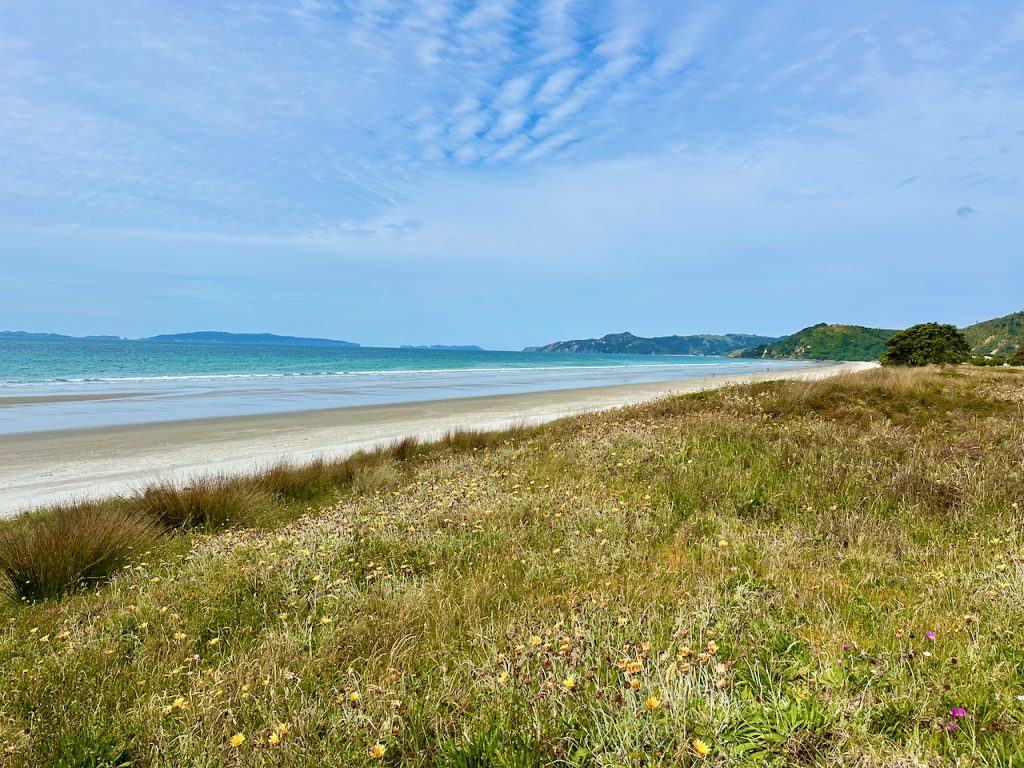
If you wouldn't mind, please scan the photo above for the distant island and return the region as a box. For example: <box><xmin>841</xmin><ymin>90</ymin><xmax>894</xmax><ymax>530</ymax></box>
<box><xmin>400</xmin><ymin>345</ymin><xmax>484</xmax><ymax>351</ymax></box>
<box><xmin>0</xmin><ymin>331</ymin><xmax>124</xmax><ymax>341</ymax></box>
<box><xmin>146</xmin><ymin>332</ymin><xmax>359</xmax><ymax>347</ymax></box>
<box><xmin>1</xmin><ymin>330</ymin><xmax>359</xmax><ymax>348</ymax></box>
<box><xmin>524</xmin><ymin>332</ymin><xmax>779</xmax><ymax>356</ymax></box>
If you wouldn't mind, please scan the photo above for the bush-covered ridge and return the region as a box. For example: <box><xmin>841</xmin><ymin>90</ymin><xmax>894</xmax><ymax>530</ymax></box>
<box><xmin>962</xmin><ymin>310</ymin><xmax>1024</xmax><ymax>357</ymax></box>
<box><xmin>734</xmin><ymin>310</ymin><xmax>1023</xmax><ymax>362</ymax></box>
<box><xmin>0</xmin><ymin>367</ymin><xmax>1022</xmax><ymax>766</ymax></box>
<box><xmin>733</xmin><ymin>323</ymin><xmax>897</xmax><ymax>361</ymax></box>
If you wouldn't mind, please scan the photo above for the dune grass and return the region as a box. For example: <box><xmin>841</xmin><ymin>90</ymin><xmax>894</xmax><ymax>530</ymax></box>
<box><xmin>0</xmin><ymin>366</ymin><xmax>1021</xmax><ymax>766</ymax></box>
<box><xmin>0</xmin><ymin>431</ymin><xmax>537</xmax><ymax>602</ymax></box>
<box><xmin>0</xmin><ymin>503</ymin><xmax>161</xmax><ymax>602</ymax></box>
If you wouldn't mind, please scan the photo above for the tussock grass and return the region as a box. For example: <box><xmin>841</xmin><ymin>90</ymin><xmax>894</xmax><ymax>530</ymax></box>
<box><xmin>133</xmin><ymin>478</ymin><xmax>277</xmax><ymax>532</ymax></box>
<box><xmin>0</xmin><ymin>503</ymin><xmax>160</xmax><ymax>601</ymax></box>
<box><xmin>0</xmin><ymin>366</ymin><xmax>1022</xmax><ymax>766</ymax></box>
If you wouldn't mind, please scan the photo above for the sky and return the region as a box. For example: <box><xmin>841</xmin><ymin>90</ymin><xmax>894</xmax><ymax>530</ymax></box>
<box><xmin>0</xmin><ymin>1</ymin><xmax>1022</xmax><ymax>350</ymax></box>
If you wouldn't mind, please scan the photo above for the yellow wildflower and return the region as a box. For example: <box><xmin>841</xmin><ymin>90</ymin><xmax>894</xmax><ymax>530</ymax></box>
<box><xmin>369</xmin><ymin>744</ymin><xmax>386</xmax><ymax>759</ymax></box>
<box><xmin>693</xmin><ymin>739</ymin><xmax>711</xmax><ymax>757</ymax></box>
<box><xmin>229</xmin><ymin>733</ymin><xmax>245</xmax><ymax>748</ymax></box>
<box><xmin>645</xmin><ymin>696</ymin><xmax>660</xmax><ymax>711</ymax></box>
<box><xmin>563</xmin><ymin>675</ymin><xmax>576</xmax><ymax>691</ymax></box>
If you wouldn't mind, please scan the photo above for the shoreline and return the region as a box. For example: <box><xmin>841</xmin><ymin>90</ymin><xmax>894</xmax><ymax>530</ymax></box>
<box><xmin>0</xmin><ymin>361</ymin><xmax>876</xmax><ymax>517</ymax></box>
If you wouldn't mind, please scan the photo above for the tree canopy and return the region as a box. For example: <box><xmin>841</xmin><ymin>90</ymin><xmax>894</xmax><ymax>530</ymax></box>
<box><xmin>880</xmin><ymin>323</ymin><xmax>971</xmax><ymax>366</ymax></box>
<box><xmin>1009</xmin><ymin>346</ymin><xmax>1024</xmax><ymax>366</ymax></box>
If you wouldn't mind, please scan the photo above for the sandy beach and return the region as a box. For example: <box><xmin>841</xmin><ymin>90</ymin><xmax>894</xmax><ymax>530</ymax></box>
<box><xmin>0</xmin><ymin>361</ymin><xmax>875</xmax><ymax>516</ymax></box>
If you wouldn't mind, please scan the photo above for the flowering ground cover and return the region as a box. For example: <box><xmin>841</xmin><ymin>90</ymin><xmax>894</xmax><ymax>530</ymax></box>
<box><xmin>0</xmin><ymin>366</ymin><xmax>1021</xmax><ymax>766</ymax></box>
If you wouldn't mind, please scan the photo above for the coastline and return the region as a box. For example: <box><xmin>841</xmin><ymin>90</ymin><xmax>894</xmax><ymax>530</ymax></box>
<box><xmin>0</xmin><ymin>361</ymin><xmax>876</xmax><ymax>517</ymax></box>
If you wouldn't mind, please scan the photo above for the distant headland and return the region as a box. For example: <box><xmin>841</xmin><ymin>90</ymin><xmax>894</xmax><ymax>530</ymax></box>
<box><xmin>524</xmin><ymin>310</ymin><xmax>1023</xmax><ymax>362</ymax></box>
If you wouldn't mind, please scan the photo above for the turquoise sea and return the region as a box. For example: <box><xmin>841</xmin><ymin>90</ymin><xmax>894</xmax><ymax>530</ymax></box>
<box><xmin>0</xmin><ymin>338</ymin><xmax>810</xmax><ymax>434</ymax></box>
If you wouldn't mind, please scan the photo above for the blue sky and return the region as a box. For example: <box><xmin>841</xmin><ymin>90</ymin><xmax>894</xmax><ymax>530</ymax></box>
<box><xmin>1</xmin><ymin>1</ymin><xmax>1022</xmax><ymax>349</ymax></box>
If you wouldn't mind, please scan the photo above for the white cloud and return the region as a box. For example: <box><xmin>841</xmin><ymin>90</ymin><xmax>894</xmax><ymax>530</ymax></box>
<box><xmin>491</xmin><ymin>108</ymin><xmax>529</xmax><ymax>138</ymax></box>
<box><xmin>533</xmin><ymin>67</ymin><xmax>580</xmax><ymax>105</ymax></box>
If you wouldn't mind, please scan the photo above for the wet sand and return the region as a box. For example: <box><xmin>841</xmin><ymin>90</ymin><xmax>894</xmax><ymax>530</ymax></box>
<box><xmin>0</xmin><ymin>361</ymin><xmax>876</xmax><ymax>516</ymax></box>
<box><xmin>0</xmin><ymin>392</ymin><xmax>154</xmax><ymax>406</ymax></box>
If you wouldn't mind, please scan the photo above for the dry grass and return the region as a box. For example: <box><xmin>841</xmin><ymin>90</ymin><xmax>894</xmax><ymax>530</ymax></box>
<box><xmin>0</xmin><ymin>504</ymin><xmax>160</xmax><ymax>601</ymax></box>
<box><xmin>133</xmin><ymin>478</ymin><xmax>277</xmax><ymax>531</ymax></box>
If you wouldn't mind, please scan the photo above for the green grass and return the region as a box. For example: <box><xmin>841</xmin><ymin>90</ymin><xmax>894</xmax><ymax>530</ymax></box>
<box><xmin>0</xmin><ymin>367</ymin><xmax>1022</xmax><ymax>766</ymax></box>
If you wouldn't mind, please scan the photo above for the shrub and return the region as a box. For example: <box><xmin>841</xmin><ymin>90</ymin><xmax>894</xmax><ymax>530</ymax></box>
<box><xmin>970</xmin><ymin>355</ymin><xmax>1007</xmax><ymax>367</ymax></box>
<box><xmin>881</xmin><ymin>323</ymin><xmax>971</xmax><ymax>366</ymax></box>
<box><xmin>0</xmin><ymin>504</ymin><xmax>160</xmax><ymax>601</ymax></box>
<box><xmin>1010</xmin><ymin>346</ymin><xmax>1024</xmax><ymax>366</ymax></box>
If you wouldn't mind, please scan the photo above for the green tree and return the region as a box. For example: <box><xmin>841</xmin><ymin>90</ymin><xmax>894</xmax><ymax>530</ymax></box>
<box><xmin>1009</xmin><ymin>346</ymin><xmax>1024</xmax><ymax>366</ymax></box>
<box><xmin>880</xmin><ymin>323</ymin><xmax>971</xmax><ymax>366</ymax></box>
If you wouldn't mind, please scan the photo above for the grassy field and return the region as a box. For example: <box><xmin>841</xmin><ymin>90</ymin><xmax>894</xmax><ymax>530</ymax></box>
<box><xmin>0</xmin><ymin>366</ymin><xmax>1022</xmax><ymax>766</ymax></box>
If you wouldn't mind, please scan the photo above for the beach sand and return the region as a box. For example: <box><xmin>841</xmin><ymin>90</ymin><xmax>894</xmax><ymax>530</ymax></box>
<box><xmin>0</xmin><ymin>361</ymin><xmax>876</xmax><ymax>516</ymax></box>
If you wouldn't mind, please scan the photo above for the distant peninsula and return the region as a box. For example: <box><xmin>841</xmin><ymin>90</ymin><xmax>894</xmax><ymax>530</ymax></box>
<box><xmin>524</xmin><ymin>331</ymin><xmax>779</xmax><ymax>356</ymax></box>
<box><xmin>400</xmin><ymin>345</ymin><xmax>484</xmax><ymax>351</ymax></box>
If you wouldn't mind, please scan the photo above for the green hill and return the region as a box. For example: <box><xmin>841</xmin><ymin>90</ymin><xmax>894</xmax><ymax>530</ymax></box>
<box><xmin>732</xmin><ymin>324</ymin><xmax>897</xmax><ymax>361</ymax></box>
<box><xmin>961</xmin><ymin>310</ymin><xmax>1024</xmax><ymax>356</ymax></box>
<box><xmin>524</xmin><ymin>331</ymin><xmax>778</xmax><ymax>356</ymax></box>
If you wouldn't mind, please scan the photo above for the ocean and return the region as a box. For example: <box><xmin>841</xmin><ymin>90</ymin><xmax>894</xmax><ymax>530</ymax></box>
<box><xmin>0</xmin><ymin>338</ymin><xmax>810</xmax><ymax>434</ymax></box>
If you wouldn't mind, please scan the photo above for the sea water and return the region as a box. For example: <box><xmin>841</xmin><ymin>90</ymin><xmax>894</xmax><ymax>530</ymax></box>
<box><xmin>0</xmin><ymin>338</ymin><xmax>811</xmax><ymax>434</ymax></box>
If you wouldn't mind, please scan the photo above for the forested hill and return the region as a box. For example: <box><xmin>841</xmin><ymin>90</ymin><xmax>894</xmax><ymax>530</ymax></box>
<box><xmin>731</xmin><ymin>324</ymin><xmax>897</xmax><ymax>361</ymax></box>
<box><xmin>961</xmin><ymin>311</ymin><xmax>1024</xmax><ymax>356</ymax></box>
